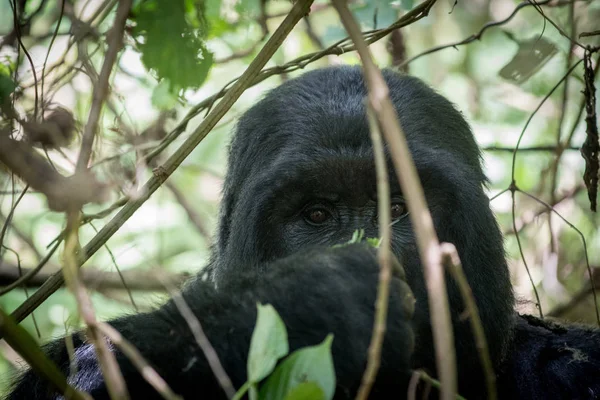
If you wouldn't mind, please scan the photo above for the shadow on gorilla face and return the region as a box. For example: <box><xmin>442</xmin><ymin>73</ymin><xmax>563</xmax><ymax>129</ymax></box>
<box><xmin>211</xmin><ymin>65</ymin><xmax>514</xmax><ymax>388</ymax></box>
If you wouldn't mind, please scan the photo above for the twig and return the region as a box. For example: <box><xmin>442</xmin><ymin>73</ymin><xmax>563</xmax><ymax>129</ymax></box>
<box><xmin>331</xmin><ymin>1</ymin><xmax>457</xmax><ymax>399</ymax></box>
<box><xmin>518</xmin><ymin>189</ymin><xmax>600</xmax><ymax>326</ymax></box>
<box><xmin>484</xmin><ymin>145</ymin><xmax>580</xmax><ymax>152</ymax></box>
<box><xmin>0</xmin><ymin>307</ymin><xmax>90</xmax><ymax>400</ymax></box>
<box><xmin>440</xmin><ymin>243</ymin><xmax>496</xmax><ymax>400</ymax></box>
<box><xmin>97</xmin><ymin>322</ymin><xmax>183</xmax><ymax>400</ymax></box>
<box><xmin>62</xmin><ymin>214</ymin><xmax>130</xmax><ymax>399</ymax></box>
<box><xmin>400</xmin><ymin>0</ymin><xmax>555</xmax><ymax>69</ymax></box>
<box><xmin>0</xmin><ymin>241</ymin><xmax>61</xmax><ymax>296</ymax></box>
<box><xmin>408</xmin><ymin>370</ymin><xmax>467</xmax><ymax>400</ymax></box>
<box><xmin>355</xmin><ymin>104</ymin><xmax>393</xmax><ymax>400</ymax></box>
<box><xmin>548</xmin><ymin>268</ymin><xmax>600</xmax><ymax>318</ymax></box>
<box><xmin>60</xmin><ymin>1</ymin><xmax>134</xmax><ymax>399</ymax></box>
<box><xmin>75</xmin><ymin>0</ymin><xmax>131</xmax><ymax>171</ymax></box>
<box><xmin>0</xmin><ymin>262</ymin><xmax>190</xmax><ymax>291</ymax></box>
<box><xmin>40</xmin><ymin>0</ymin><xmax>66</xmax><ymax>113</ymax></box>
<box><xmin>169</xmin><ymin>289</ymin><xmax>236</xmax><ymax>399</ymax></box>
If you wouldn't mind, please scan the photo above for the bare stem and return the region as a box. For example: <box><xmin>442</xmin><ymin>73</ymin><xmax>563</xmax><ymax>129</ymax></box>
<box><xmin>355</xmin><ymin>104</ymin><xmax>393</xmax><ymax>400</ymax></box>
<box><xmin>331</xmin><ymin>1</ymin><xmax>457</xmax><ymax>399</ymax></box>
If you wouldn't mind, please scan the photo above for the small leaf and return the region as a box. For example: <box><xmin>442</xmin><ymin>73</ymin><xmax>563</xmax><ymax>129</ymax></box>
<box><xmin>283</xmin><ymin>382</ymin><xmax>326</xmax><ymax>400</ymax></box>
<box><xmin>366</xmin><ymin>237</ymin><xmax>381</xmax><ymax>248</ymax></box>
<box><xmin>0</xmin><ymin>65</ymin><xmax>15</xmax><ymax>107</ymax></box>
<box><xmin>247</xmin><ymin>303</ymin><xmax>289</xmax><ymax>383</ymax></box>
<box><xmin>259</xmin><ymin>335</ymin><xmax>336</xmax><ymax>400</ymax></box>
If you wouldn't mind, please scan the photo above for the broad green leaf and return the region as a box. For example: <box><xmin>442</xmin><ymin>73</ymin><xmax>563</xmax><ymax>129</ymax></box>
<box><xmin>247</xmin><ymin>303</ymin><xmax>289</xmax><ymax>383</ymax></box>
<box><xmin>131</xmin><ymin>0</ymin><xmax>214</xmax><ymax>92</ymax></box>
<box><xmin>283</xmin><ymin>382</ymin><xmax>326</xmax><ymax>400</ymax></box>
<box><xmin>259</xmin><ymin>334</ymin><xmax>336</xmax><ymax>400</ymax></box>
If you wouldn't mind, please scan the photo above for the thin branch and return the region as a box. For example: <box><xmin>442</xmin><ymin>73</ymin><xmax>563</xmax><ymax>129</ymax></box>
<box><xmin>518</xmin><ymin>189</ymin><xmax>600</xmax><ymax>326</ymax></box>
<box><xmin>511</xmin><ymin>185</ymin><xmax>543</xmax><ymax>318</ymax></box>
<box><xmin>400</xmin><ymin>0</ymin><xmax>555</xmax><ymax>69</ymax></box>
<box><xmin>59</xmin><ymin>1</ymin><xmax>134</xmax><ymax>398</ymax></box>
<box><xmin>0</xmin><ymin>307</ymin><xmax>90</xmax><ymax>400</ymax></box>
<box><xmin>75</xmin><ymin>0</ymin><xmax>130</xmax><ymax>171</ymax></box>
<box><xmin>484</xmin><ymin>145</ymin><xmax>580</xmax><ymax>152</ymax></box>
<box><xmin>97</xmin><ymin>322</ymin><xmax>183</xmax><ymax>400</ymax></box>
<box><xmin>0</xmin><ymin>262</ymin><xmax>191</xmax><ymax>291</ymax></box>
<box><xmin>169</xmin><ymin>289</ymin><xmax>236</xmax><ymax>399</ymax></box>
<box><xmin>62</xmin><ymin>213</ymin><xmax>130</xmax><ymax>400</ymax></box>
<box><xmin>355</xmin><ymin>104</ymin><xmax>393</xmax><ymax>400</ymax></box>
<box><xmin>331</xmin><ymin>1</ymin><xmax>457</xmax><ymax>400</ymax></box>
<box><xmin>440</xmin><ymin>243</ymin><xmax>496</xmax><ymax>400</ymax></box>
<box><xmin>408</xmin><ymin>370</ymin><xmax>466</xmax><ymax>400</ymax></box>
<box><xmin>0</xmin><ymin>241</ymin><xmax>61</xmax><ymax>296</ymax></box>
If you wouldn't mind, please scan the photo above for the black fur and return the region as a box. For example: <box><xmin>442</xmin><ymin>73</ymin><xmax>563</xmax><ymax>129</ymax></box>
<box><xmin>7</xmin><ymin>245</ymin><xmax>414</xmax><ymax>400</ymax></box>
<box><xmin>6</xmin><ymin>66</ymin><xmax>600</xmax><ymax>399</ymax></box>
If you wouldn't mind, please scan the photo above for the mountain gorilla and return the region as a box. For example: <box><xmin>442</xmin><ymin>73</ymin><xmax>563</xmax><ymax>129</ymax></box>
<box><xmin>7</xmin><ymin>66</ymin><xmax>600</xmax><ymax>400</ymax></box>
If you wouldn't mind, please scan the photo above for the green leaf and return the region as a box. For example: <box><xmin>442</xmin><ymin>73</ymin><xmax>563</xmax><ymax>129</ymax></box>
<box><xmin>131</xmin><ymin>0</ymin><xmax>214</xmax><ymax>92</ymax></box>
<box><xmin>0</xmin><ymin>72</ymin><xmax>15</xmax><ymax>107</ymax></box>
<box><xmin>259</xmin><ymin>335</ymin><xmax>336</xmax><ymax>400</ymax></box>
<box><xmin>283</xmin><ymin>382</ymin><xmax>326</xmax><ymax>400</ymax></box>
<box><xmin>350</xmin><ymin>229</ymin><xmax>365</xmax><ymax>243</ymax></box>
<box><xmin>151</xmin><ymin>80</ymin><xmax>180</xmax><ymax>110</ymax></box>
<box><xmin>247</xmin><ymin>303</ymin><xmax>289</xmax><ymax>383</ymax></box>
<box><xmin>366</xmin><ymin>237</ymin><xmax>381</xmax><ymax>248</ymax></box>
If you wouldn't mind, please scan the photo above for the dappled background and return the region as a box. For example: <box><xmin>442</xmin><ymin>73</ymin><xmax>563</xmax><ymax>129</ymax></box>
<box><xmin>0</xmin><ymin>0</ymin><xmax>599</xmax><ymax>394</ymax></box>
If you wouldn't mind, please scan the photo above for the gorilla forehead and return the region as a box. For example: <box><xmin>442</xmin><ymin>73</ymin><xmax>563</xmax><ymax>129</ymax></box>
<box><xmin>226</xmin><ymin>65</ymin><xmax>486</xmax><ymax>192</ymax></box>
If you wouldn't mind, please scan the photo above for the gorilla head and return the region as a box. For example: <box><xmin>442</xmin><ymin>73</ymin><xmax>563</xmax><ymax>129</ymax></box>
<box><xmin>210</xmin><ymin>65</ymin><xmax>515</xmax><ymax>392</ymax></box>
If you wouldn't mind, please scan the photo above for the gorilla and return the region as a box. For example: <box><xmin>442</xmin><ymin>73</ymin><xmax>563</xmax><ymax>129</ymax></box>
<box><xmin>6</xmin><ymin>65</ymin><xmax>600</xmax><ymax>400</ymax></box>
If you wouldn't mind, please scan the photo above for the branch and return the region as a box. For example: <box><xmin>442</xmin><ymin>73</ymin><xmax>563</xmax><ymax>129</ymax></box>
<box><xmin>97</xmin><ymin>322</ymin><xmax>183</xmax><ymax>400</ymax></box>
<box><xmin>0</xmin><ymin>262</ymin><xmax>191</xmax><ymax>291</ymax></box>
<box><xmin>355</xmin><ymin>104</ymin><xmax>394</xmax><ymax>400</ymax></box>
<box><xmin>441</xmin><ymin>243</ymin><xmax>496</xmax><ymax>400</ymax></box>
<box><xmin>75</xmin><ymin>0</ymin><xmax>130</xmax><ymax>171</ymax></box>
<box><xmin>331</xmin><ymin>1</ymin><xmax>457</xmax><ymax>400</ymax></box>
<box><xmin>59</xmin><ymin>1</ymin><xmax>134</xmax><ymax>398</ymax></box>
<box><xmin>0</xmin><ymin>307</ymin><xmax>90</xmax><ymax>400</ymax></box>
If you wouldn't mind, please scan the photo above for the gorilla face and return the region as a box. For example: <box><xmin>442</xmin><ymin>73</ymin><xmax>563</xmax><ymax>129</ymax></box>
<box><xmin>212</xmin><ymin>65</ymin><xmax>515</xmax><ymax>390</ymax></box>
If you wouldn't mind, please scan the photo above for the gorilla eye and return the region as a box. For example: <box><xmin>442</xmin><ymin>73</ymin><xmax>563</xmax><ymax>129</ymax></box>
<box><xmin>391</xmin><ymin>202</ymin><xmax>407</xmax><ymax>220</ymax></box>
<box><xmin>303</xmin><ymin>206</ymin><xmax>331</xmax><ymax>225</ymax></box>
